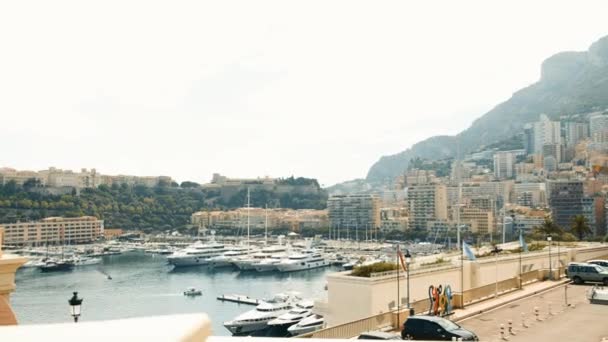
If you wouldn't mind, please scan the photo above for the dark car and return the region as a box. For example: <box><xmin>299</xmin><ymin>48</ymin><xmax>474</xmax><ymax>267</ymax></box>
<box><xmin>358</xmin><ymin>331</ymin><xmax>402</xmax><ymax>340</ymax></box>
<box><xmin>401</xmin><ymin>316</ymin><xmax>478</xmax><ymax>341</ymax></box>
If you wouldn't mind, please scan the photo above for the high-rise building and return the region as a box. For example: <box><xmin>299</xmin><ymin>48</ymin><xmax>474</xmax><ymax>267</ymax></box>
<box><xmin>327</xmin><ymin>194</ymin><xmax>381</xmax><ymax>230</ymax></box>
<box><xmin>407</xmin><ymin>183</ymin><xmax>448</xmax><ymax>230</ymax></box>
<box><xmin>590</xmin><ymin>112</ymin><xmax>608</xmax><ymax>143</ymax></box>
<box><xmin>493</xmin><ymin>151</ymin><xmax>517</xmax><ymax>179</ymax></box>
<box><xmin>547</xmin><ymin>180</ymin><xmax>584</xmax><ymax>229</ymax></box>
<box><xmin>523</xmin><ymin>124</ymin><xmax>535</xmax><ymax>155</ymax></box>
<box><xmin>542</xmin><ymin>143</ymin><xmax>562</xmax><ymax>164</ymax></box>
<box><xmin>533</xmin><ymin>114</ymin><xmax>561</xmax><ymax>154</ymax></box>
<box><xmin>565</xmin><ymin>121</ymin><xmax>589</xmax><ymax>147</ymax></box>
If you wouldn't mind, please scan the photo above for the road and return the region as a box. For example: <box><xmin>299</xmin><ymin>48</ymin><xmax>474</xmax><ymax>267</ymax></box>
<box><xmin>458</xmin><ymin>283</ymin><xmax>608</xmax><ymax>342</ymax></box>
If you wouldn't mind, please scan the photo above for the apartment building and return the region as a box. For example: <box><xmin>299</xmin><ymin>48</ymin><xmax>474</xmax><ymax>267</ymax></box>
<box><xmin>1</xmin><ymin>216</ymin><xmax>104</xmax><ymax>246</ymax></box>
<box><xmin>408</xmin><ymin>183</ymin><xmax>448</xmax><ymax>230</ymax></box>
<box><xmin>459</xmin><ymin>206</ymin><xmax>495</xmax><ymax>234</ymax></box>
<box><xmin>327</xmin><ymin>194</ymin><xmax>381</xmax><ymax>230</ymax></box>
<box><xmin>547</xmin><ymin>180</ymin><xmax>584</xmax><ymax>229</ymax></box>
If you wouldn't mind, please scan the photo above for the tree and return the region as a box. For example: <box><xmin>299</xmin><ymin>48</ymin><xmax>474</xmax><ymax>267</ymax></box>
<box><xmin>570</xmin><ymin>215</ymin><xmax>592</xmax><ymax>241</ymax></box>
<box><xmin>180</xmin><ymin>181</ymin><xmax>200</xmax><ymax>188</ymax></box>
<box><xmin>533</xmin><ymin>218</ymin><xmax>563</xmax><ymax>237</ymax></box>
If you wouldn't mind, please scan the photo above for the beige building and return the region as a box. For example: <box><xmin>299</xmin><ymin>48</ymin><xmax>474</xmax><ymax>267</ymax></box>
<box><xmin>192</xmin><ymin>208</ymin><xmax>328</xmax><ymax>232</ymax></box>
<box><xmin>327</xmin><ymin>194</ymin><xmax>381</xmax><ymax>230</ymax></box>
<box><xmin>0</xmin><ymin>168</ymin><xmax>44</xmax><ymax>186</ymax></box>
<box><xmin>0</xmin><ymin>166</ymin><xmax>173</xmax><ymax>189</ymax></box>
<box><xmin>459</xmin><ymin>206</ymin><xmax>495</xmax><ymax>234</ymax></box>
<box><xmin>407</xmin><ymin>183</ymin><xmax>447</xmax><ymax>230</ymax></box>
<box><xmin>0</xmin><ymin>216</ymin><xmax>104</xmax><ymax>246</ymax></box>
<box><xmin>380</xmin><ymin>207</ymin><xmax>409</xmax><ymax>231</ymax></box>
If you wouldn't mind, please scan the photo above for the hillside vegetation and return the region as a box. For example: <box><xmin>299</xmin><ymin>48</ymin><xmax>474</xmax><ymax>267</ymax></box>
<box><xmin>0</xmin><ymin>179</ymin><xmax>327</xmax><ymax>232</ymax></box>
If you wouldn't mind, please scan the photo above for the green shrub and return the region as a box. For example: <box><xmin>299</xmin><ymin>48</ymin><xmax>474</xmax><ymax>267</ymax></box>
<box><xmin>350</xmin><ymin>262</ymin><xmax>398</xmax><ymax>277</ymax></box>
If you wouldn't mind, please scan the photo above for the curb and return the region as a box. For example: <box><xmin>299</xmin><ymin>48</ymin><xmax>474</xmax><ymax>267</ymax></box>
<box><xmin>454</xmin><ymin>279</ymin><xmax>570</xmax><ymax>322</ymax></box>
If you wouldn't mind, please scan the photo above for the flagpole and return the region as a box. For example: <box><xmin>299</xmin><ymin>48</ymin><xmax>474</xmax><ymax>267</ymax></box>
<box><xmin>518</xmin><ymin>228</ymin><xmax>526</xmax><ymax>289</ymax></box>
<box><xmin>461</xmin><ymin>242</ymin><xmax>464</xmax><ymax>309</ymax></box>
<box><xmin>397</xmin><ymin>244</ymin><xmax>400</xmax><ymax>324</ymax></box>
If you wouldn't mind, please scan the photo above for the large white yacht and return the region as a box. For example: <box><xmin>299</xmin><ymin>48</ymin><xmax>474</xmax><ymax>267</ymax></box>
<box><xmin>167</xmin><ymin>240</ymin><xmax>226</xmax><ymax>267</ymax></box>
<box><xmin>267</xmin><ymin>301</ymin><xmax>314</xmax><ymax>328</ymax></box>
<box><xmin>208</xmin><ymin>246</ymin><xmax>252</xmax><ymax>268</ymax></box>
<box><xmin>233</xmin><ymin>245</ymin><xmax>289</xmax><ymax>271</ymax></box>
<box><xmin>253</xmin><ymin>254</ymin><xmax>286</xmax><ymax>272</ymax></box>
<box><xmin>276</xmin><ymin>250</ymin><xmax>329</xmax><ymax>272</ymax></box>
<box><xmin>223</xmin><ymin>293</ymin><xmax>299</xmax><ymax>335</ymax></box>
<box><xmin>287</xmin><ymin>314</ymin><xmax>325</xmax><ymax>336</ymax></box>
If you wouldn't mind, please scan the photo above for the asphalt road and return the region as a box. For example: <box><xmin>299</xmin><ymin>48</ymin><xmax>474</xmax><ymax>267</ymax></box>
<box><xmin>458</xmin><ymin>283</ymin><xmax>608</xmax><ymax>342</ymax></box>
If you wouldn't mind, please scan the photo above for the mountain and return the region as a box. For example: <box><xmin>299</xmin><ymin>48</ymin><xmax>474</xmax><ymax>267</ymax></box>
<box><xmin>366</xmin><ymin>35</ymin><xmax>608</xmax><ymax>183</ymax></box>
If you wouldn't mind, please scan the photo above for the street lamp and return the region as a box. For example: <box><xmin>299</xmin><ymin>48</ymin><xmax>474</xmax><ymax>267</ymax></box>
<box><xmin>405</xmin><ymin>249</ymin><xmax>412</xmax><ymax>310</ymax></box>
<box><xmin>491</xmin><ymin>245</ymin><xmax>503</xmax><ymax>298</ymax></box>
<box><xmin>68</xmin><ymin>292</ymin><xmax>83</xmax><ymax>323</ymax></box>
<box><xmin>547</xmin><ymin>235</ymin><xmax>553</xmax><ymax>280</ymax></box>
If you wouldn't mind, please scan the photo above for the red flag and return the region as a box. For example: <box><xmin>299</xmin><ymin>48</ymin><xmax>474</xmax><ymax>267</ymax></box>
<box><xmin>397</xmin><ymin>250</ymin><xmax>407</xmax><ymax>272</ymax></box>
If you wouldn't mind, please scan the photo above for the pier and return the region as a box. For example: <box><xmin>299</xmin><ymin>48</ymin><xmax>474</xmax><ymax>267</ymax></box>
<box><xmin>216</xmin><ymin>294</ymin><xmax>260</xmax><ymax>305</ymax></box>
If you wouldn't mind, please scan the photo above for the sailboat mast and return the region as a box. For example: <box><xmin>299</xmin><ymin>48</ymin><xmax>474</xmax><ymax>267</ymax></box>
<box><xmin>265</xmin><ymin>204</ymin><xmax>268</xmax><ymax>245</ymax></box>
<box><xmin>247</xmin><ymin>188</ymin><xmax>251</xmax><ymax>248</ymax></box>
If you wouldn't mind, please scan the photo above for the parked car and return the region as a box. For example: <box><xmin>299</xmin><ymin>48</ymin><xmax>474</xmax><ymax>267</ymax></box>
<box><xmin>566</xmin><ymin>262</ymin><xmax>608</xmax><ymax>285</ymax></box>
<box><xmin>401</xmin><ymin>316</ymin><xmax>478</xmax><ymax>341</ymax></box>
<box><xmin>588</xmin><ymin>260</ymin><xmax>608</xmax><ymax>268</ymax></box>
<box><xmin>357</xmin><ymin>331</ymin><xmax>402</xmax><ymax>340</ymax></box>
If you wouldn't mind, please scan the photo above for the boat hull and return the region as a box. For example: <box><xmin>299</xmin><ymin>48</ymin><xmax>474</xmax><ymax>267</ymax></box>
<box><xmin>277</xmin><ymin>260</ymin><xmax>329</xmax><ymax>272</ymax></box>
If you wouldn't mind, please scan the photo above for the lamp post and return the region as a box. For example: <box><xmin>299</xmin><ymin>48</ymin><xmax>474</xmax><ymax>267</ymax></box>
<box><xmin>405</xmin><ymin>249</ymin><xmax>412</xmax><ymax>309</ymax></box>
<box><xmin>491</xmin><ymin>245</ymin><xmax>503</xmax><ymax>298</ymax></box>
<box><xmin>68</xmin><ymin>292</ymin><xmax>83</xmax><ymax>323</ymax></box>
<box><xmin>547</xmin><ymin>235</ymin><xmax>552</xmax><ymax>280</ymax></box>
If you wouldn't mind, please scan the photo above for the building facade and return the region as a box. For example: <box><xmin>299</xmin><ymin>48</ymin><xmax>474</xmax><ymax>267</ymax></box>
<box><xmin>327</xmin><ymin>195</ymin><xmax>381</xmax><ymax>230</ymax></box>
<box><xmin>533</xmin><ymin>114</ymin><xmax>562</xmax><ymax>154</ymax></box>
<box><xmin>407</xmin><ymin>184</ymin><xmax>448</xmax><ymax>230</ymax></box>
<box><xmin>547</xmin><ymin>180</ymin><xmax>584</xmax><ymax>229</ymax></box>
<box><xmin>0</xmin><ymin>216</ymin><xmax>104</xmax><ymax>246</ymax></box>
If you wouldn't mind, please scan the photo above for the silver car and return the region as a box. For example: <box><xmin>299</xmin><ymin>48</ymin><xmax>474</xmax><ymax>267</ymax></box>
<box><xmin>567</xmin><ymin>262</ymin><xmax>608</xmax><ymax>285</ymax></box>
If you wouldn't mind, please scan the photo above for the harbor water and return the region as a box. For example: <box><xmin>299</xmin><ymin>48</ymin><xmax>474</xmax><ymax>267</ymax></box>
<box><xmin>11</xmin><ymin>251</ymin><xmax>334</xmax><ymax>336</ymax></box>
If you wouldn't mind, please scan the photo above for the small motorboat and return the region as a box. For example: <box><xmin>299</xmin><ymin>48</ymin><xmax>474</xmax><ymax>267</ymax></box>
<box><xmin>184</xmin><ymin>287</ymin><xmax>202</xmax><ymax>296</ymax></box>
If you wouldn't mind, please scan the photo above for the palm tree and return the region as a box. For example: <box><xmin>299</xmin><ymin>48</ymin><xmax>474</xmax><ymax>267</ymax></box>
<box><xmin>570</xmin><ymin>215</ymin><xmax>591</xmax><ymax>241</ymax></box>
<box><xmin>533</xmin><ymin>217</ymin><xmax>563</xmax><ymax>237</ymax></box>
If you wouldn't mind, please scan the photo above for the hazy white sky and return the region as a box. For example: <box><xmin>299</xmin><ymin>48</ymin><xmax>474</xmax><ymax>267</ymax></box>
<box><xmin>1</xmin><ymin>1</ymin><xmax>607</xmax><ymax>186</ymax></box>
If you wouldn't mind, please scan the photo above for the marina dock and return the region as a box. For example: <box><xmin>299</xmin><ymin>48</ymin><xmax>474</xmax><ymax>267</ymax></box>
<box><xmin>217</xmin><ymin>294</ymin><xmax>261</xmax><ymax>305</ymax></box>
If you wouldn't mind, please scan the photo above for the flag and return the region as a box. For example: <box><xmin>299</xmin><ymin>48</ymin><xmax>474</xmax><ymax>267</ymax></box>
<box><xmin>397</xmin><ymin>249</ymin><xmax>407</xmax><ymax>272</ymax></box>
<box><xmin>519</xmin><ymin>230</ymin><xmax>528</xmax><ymax>253</ymax></box>
<box><xmin>462</xmin><ymin>241</ymin><xmax>476</xmax><ymax>261</ymax></box>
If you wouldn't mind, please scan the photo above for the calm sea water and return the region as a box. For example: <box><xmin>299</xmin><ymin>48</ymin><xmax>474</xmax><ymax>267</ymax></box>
<box><xmin>11</xmin><ymin>252</ymin><xmax>333</xmax><ymax>335</ymax></box>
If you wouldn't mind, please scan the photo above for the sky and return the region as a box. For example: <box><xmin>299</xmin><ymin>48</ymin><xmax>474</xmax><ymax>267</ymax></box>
<box><xmin>1</xmin><ymin>1</ymin><xmax>607</xmax><ymax>187</ymax></box>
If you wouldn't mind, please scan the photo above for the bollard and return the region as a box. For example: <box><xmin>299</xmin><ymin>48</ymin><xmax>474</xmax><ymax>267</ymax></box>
<box><xmin>521</xmin><ymin>312</ymin><xmax>529</xmax><ymax>328</ymax></box>
<box><xmin>500</xmin><ymin>323</ymin><xmax>509</xmax><ymax>341</ymax></box>
<box><xmin>508</xmin><ymin>319</ymin><xmax>516</xmax><ymax>335</ymax></box>
<box><xmin>534</xmin><ymin>306</ymin><xmax>542</xmax><ymax>321</ymax></box>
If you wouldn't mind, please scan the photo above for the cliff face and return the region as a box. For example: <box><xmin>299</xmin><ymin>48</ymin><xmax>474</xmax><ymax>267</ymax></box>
<box><xmin>366</xmin><ymin>35</ymin><xmax>608</xmax><ymax>183</ymax></box>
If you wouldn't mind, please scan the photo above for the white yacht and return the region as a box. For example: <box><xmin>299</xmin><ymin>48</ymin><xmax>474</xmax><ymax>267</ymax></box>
<box><xmin>167</xmin><ymin>240</ymin><xmax>226</xmax><ymax>267</ymax></box>
<box><xmin>72</xmin><ymin>256</ymin><xmax>102</xmax><ymax>266</ymax></box>
<box><xmin>209</xmin><ymin>247</ymin><xmax>252</xmax><ymax>268</ymax></box>
<box><xmin>287</xmin><ymin>314</ymin><xmax>325</xmax><ymax>336</ymax></box>
<box><xmin>254</xmin><ymin>254</ymin><xmax>286</xmax><ymax>272</ymax></box>
<box><xmin>276</xmin><ymin>251</ymin><xmax>329</xmax><ymax>272</ymax></box>
<box><xmin>233</xmin><ymin>245</ymin><xmax>288</xmax><ymax>271</ymax></box>
<box><xmin>267</xmin><ymin>301</ymin><xmax>314</xmax><ymax>328</ymax></box>
<box><xmin>223</xmin><ymin>293</ymin><xmax>299</xmax><ymax>335</ymax></box>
